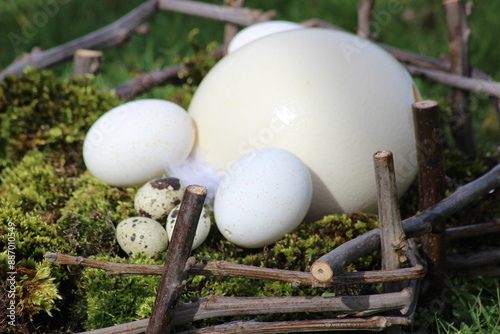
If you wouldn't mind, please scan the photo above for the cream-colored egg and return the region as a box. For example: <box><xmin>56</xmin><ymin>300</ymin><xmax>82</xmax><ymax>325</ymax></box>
<box><xmin>214</xmin><ymin>148</ymin><xmax>312</xmax><ymax>248</ymax></box>
<box><xmin>135</xmin><ymin>177</ymin><xmax>185</xmax><ymax>220</ymax></box>
<box><xmin>116</xmin><ymin>217</ymin><xmax>168</xmax><ymax>257</ymax></box>
<box><xmin>189</xmin><ymin>28</ymin><xmax>419</xmax><ymax>219</ymax></box>
<box><xmin>228</xmin><ymin>20</ymin><xmax>303</xmax><ymax>54</ymax></box>
<box><xmin>166</xmin><ymin>204</ymin><xmax>211</xmax><ymax>250</ymax></box>
<box><xmin>83</xmin><ymin>99</ymin><xmax>195</xmax><ymax>187</ymax></box>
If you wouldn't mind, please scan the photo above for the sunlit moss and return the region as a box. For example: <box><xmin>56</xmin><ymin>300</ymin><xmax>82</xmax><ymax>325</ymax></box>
<box><xmin>57</xmin><ymin>171</ymin><xmax>136</xmax><ymax>257</ymax></box>
<box><xmin>0</xmin><ymin>67</ymin><xmax>121</xmax><ymax>169</ymax></box>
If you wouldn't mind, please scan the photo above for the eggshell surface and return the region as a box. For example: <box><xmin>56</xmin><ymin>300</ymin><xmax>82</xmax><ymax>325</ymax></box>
<box><xmin>116</xmin><ymin>217</ymin><xmax>168</xmax><ymax>257</ymax></box>
<box><xmin>189</xmin><ymin>28</ymin><xmax>419</xmax><ymax>219</ymax></box>
<box><xmin>227</xmin><ymin>20</ymin><xmax>303</xmax><ymax>54</ymax></box>
<box><xmin>135</xmin><ymin>177</ymin><xmax>185</xmax><ymax>220</ymax></box>
<box><xmin>214</xmin><ymin>148</ymin><xmax>313</xmax><ymax>248</ymax></box>
<box><xmin>83</xmin><ymin>99</ymin><xmax>195</xmax><ymax>187</ymax></box>
<box><xmin>166</xmin><ymin>204</ymin><xmax>211</xmax><ymax>250</ymax></box>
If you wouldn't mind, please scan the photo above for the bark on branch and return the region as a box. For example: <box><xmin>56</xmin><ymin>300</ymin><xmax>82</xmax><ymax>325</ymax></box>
<box><xmin>77</xmin><ymin>290</ymin><xmax>412</xmax><ymax>334</ymax></box>
<box><xmin>44</xmin><ymin>252</ymin><xmax>424</xmax><ymax>287</ymax></box>
<box><xmin>157</xmin><ymin>0</ymin><xmax>275</xmax><ymax>26</ymax></box>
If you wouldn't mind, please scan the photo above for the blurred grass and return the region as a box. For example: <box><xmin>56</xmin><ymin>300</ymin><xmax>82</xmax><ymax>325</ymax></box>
<box><xmin>1</xmin><ymin>0</ymin><xmax>499</xmax><ymax>147</ymax></box>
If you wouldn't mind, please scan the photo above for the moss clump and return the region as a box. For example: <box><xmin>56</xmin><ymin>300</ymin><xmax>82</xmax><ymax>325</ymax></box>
<box><xmin>0</xmin><ymin>199</ymin><xmax>70</xmax><ymax>260</ymax></box>
<box><xmin>0</xmin><ymin>255</ymin><xmax>64</xmax><ymax>334</ymax></box>
<box><xmin>76</xmin><ymin>254</ymin><xmax>163</xmax><ymax>330</ymax></box>
<box><xmin>0</xmin><ymin>67</ymin><xmax>121</xmax><ymax>169</ymax></box>
<box><xmin>0</xmin><ymin>149</ymin><xmax>75</xmax><ymax>213</ymax></box>
<box><xmin>57</xmin><ymin>171</ymin><xmax>136</xmax><ymax>257</ymax></box>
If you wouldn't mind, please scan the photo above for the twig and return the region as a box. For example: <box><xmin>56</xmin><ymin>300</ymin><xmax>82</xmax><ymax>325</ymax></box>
<box><xmin>78</xmin><ymin>290</ymin><xmax>412</xmax><ymax>334</ymax></box>
<box><xmin>374</xmin><ymin>151</ymin><xmax>408</xmax><ymax>295</ymax></box>
<box><xmin>112</xmin><ymin>48</ymin><xmax>224</xmax><ymax>101</ymax></box>
<box><xmin>157</xmin><ymin>0</ymin><xmax>275</xmax><ymax>26</ymax></box>
<box><xmin>113</xmin><ymin>64</ymin><xmax>186</xmax><ymax>101</ymax></box>
<box><xmin>447</xmin><ymin>248</ymin><xmax>500</xmax><ymax>269</ymax></box>
<box><xmin>224</xmin><ymin>0</ymin><xmax>245</xmax><ymax>54</ymax></box>
<box><xmin>405</xmin><ymin>64</ymin><xmax>500</xmax><ymax>99</ymax></box>
<box><xmin>444</xmin><ymin>0</ymin><xmax>475</xmax><ymax>155</ymax></box>
<box><xmin>72</xmin><ymin>49</ymin><xmax>104</xmax><ymax>78</ymax></box>
<box><xmin>357</xmin><ymin>0</ymin><xmax>376</xmax><ymax>39</ymax></box>
<box><xmin>175</xmin><ymin>316</ymin><xmax>410</xmax><ymax>334</ymax></box>
<box><xmin>446</xmin><ymin>219</ymin><xmax>500</xmax><ymax>240</ymax></box>
<box><xmin>412</xmin><ymin>100</ymin><xmax>447</xmax><ymax>286</ymax></box>
<box><xmin>147</xmin><ymin>185</ymin><xmax>207</xmax><ymax>334</ymax></box>
<box><xmin>44</xmin><ymin>252</ymin><xmax>424</xmax><ymax>287</ymax></box>
<box><xmin>0</xmin><ymin>0</ymin><xmax>157</xmax><ymax>81</ymax></box>
<box><xmin>311</xmin><ymin>162</ymin><xmax>500</xmax><ymax>279</ymax></box>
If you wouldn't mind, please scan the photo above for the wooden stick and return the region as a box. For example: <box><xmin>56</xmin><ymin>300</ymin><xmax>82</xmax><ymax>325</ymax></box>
<box><xmin>112</xmin><ymin>48</ymin><xmax>224</xmax><ymax>101</ymax></box>
<box><xmin>373</xmin><ymin>151</ymin><xmax>407</xmax><ymax>296</ymax></box>
<box><xmin>357</xmin><ymin>0</ymin><xmax>376</xmax><ymax>39</ymax></box>
<box><xmin>44</xmin><ymin>252</ymin><xmax>424</xmax><ymax>286</ymax></box>
<box><xmin>444</xmin><ymin>0</ymin><xmax>475</xmax><ymax>155</ymax></box>
<box><xmin>311</xmin><ymin>162</ymin><xmax>500</xmax><ymax>281</ymax></box>
<box><xmin>72</xmin><ymin>49</ymin><xmax>104</xmax><ymax>78</ymax></box>
<box><xmin>447</xmin><ymin>219</ymin><xmax>500</xmax><ymax>240</ymax></box>
<box><xmin>405</xmin><ymin>64</ymin><xmax>500</xmax><ymax>98</ymax></box>
<box><xmin>175</xmin><ymin>316</ymin><xmax>410</xmax><ymax>334</ymax></box>
<box><xmin>0</xmin><ymin>0</ymin><xmax>157</xmax><ymax>81</ymax></box>
<box><xmin>224</xmin><ymin>0</ymin><xmax>244</xmax><ymax>54</ymax></box>
<box><xmin>157</xmin><ymin>0</ymin><xmax>275</xmax><ymax>26</ymax></box>
<box><xmin>77</xmin><ymin>290</ymin><xmax>412</xmax><ymax>334</ymax></box>
<box><xmin>146</xmin><ymin>185</ymin><xmax>207</xmax><ymax>334</ymax></box>
<box><xmin>447</xmin><ymin>248</ymin><xmax>500</xmax><ymax>269</ymax></box>
<box><xmin>412</xmin><ymin>101</ymin><xmax>447</xmax><ymax>281</ymax></box>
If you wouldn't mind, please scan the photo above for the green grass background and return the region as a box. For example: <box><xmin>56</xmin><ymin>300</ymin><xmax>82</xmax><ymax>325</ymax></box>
<box><xmin>2</xmin><ymin>0</ymin><xmax>499</xmax><ymax>148</ymax></box>
<box><xmin>1</xmin><ymin>0</ymin><xmax>499</xmax><ymax>332</ymax></box>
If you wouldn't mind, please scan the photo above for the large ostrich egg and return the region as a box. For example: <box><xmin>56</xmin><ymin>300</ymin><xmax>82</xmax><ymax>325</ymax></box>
<box><xmin>188</xmin><ymin>28</ymin><xmax>419</xmax><ymax>219</ymax></box>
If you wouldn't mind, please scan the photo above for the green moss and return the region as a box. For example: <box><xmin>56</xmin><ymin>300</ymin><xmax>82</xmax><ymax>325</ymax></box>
<box><xmin>0</xmin><ymin>149</ymin><xmax>74</xmax><ymax>212</ymax></box>
<box><xmin>57</xmin><ymin>171</ymin><xmax>136</xmax><ymax>257</ymax></box>
<box><xmin>0</xmin><ymin>199</ymin><xmax>70</xmax><ymax>260</ymax></box>
<box><xmin>77</xmin><ymin>254</ymin><xmax>163</xmax><ymax>330</ymax></box>
<box><xmin>0</xmin><ymin>255</ymin><xmax>63</xmax><ymax>333</ymax></box>
<box><xmin>0</xmin><ymin>67</ymin><xmax>121</xmax><ymax>169</ymax></box>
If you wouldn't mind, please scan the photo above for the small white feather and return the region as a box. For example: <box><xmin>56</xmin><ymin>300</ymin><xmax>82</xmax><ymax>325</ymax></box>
<box><xmin>164</xmin><ymin>148</ymin><xmax>222</xmax><ymax>207</ymax></box>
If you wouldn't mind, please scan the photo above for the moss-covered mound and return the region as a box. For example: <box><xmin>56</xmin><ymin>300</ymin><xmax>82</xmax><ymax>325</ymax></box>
<box><xmin>0</xmin><ymin>66</ymin><xmax>498</xmax><ymax>333</ymax></box>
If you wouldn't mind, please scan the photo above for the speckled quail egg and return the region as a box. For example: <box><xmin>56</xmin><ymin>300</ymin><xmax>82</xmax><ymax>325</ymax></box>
<box><xmin>116</xmin><ymin>217</ymin><xmax>168</xmax><ymax>257</ymax></box>
<box><xmin>166</xmin><ymin>204</ymin><xmax>211</xmax><ymax>250</ymax></box>
<box><xmin>134</xmin><ymin>177</ymin><xmax>185</xmax><ymax>220</ymax></box>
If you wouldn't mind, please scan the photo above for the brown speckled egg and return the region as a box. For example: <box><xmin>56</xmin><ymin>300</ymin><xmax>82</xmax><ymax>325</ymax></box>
<box><xmin>116</xmin><ymin>217</ymin><xmax>168</xmax><ymax>257</ymax></box>
<box><xmin>166</xmin><ymin>204</ymin><xmax>211</xmax><ymax>250</ymax></box>
<box><xmin>134</xmin><ymin>177</ymin><xmax>185</xmax><ymax>220</ymax></box>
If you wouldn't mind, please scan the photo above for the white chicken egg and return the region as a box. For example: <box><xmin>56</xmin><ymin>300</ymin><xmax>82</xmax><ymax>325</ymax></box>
<box><xmin>214</xmin><ymin>147</ymin><xmax>312</xmax><ymax>248</ymax></box>
<box><xmin>189</xmin><ymin>28</ymin><xmax>419</xmax><ymax>219</ymax></box>
<box><xmin>134</xmin><ymin>177</ymin><xmax>185</xmax><ymax>220</ymax></box>
<box><xmin>116</xmin><ymin>217</ymin><xmax>168</xmax><ymax>257</ymax></box>
<box><xmin>227</xmin><ymin>20</ymin><xmax>304</xmax><ymax>54</ymax></box>
<box><xmin>166</xmin><ymin>204</ymin><xmax>211</xmax><ymax>250</ymax></box>
<box><xmin>83</xmin><ymin>99</ymin><xmax>195</xmax><ymax>187</ymax></box>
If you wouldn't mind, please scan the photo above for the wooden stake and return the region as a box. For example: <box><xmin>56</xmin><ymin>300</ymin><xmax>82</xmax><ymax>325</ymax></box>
<box><xmin>443</xmin><ymin>0</ymin><xmax>475</xmax><ymax>155</ymax></box>
<box><xmin>224</xmin><ymin>0</ymin><xmax>244</xmax><ymax>54</ymax></box>
<box><xmin>412</xmin><ymin>101</ymin><xmax>447</xmax><ymax>276</ymax></box>
<box><xmin>146</xmin><ymin>185</ymin><xmax>207</xmax><ymax>334</ymax></box>
<box><xmin>357</xmin><ymin>0</ymin><xmax>375</xmax><ymax>39</ymax></box>
<box><xmin>72</xmin><ymin>49</ymin><xmax>103</xmax><ymax>78</ymax></box>
<box><xmin>373</xmin><ymin>151</ymin><xmax>408</xmax><ymax>290</ymax></box>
